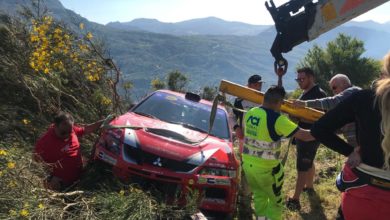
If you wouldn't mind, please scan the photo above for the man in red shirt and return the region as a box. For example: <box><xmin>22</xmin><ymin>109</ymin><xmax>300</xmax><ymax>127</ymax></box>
<box><xmin>35</xmin><ymin>112</ymin><xmax>104</xmax><ymax>190</ymax></box>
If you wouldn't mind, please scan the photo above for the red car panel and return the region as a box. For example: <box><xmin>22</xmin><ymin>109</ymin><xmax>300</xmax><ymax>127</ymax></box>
<box><xmin>93</xmin><ymin>90</ymin><xmax>239</xmax><ymax>215</ymax></box>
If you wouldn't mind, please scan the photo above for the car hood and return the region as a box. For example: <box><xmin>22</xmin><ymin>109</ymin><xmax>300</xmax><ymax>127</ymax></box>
<box><xmin>109</xmin><ymin>113</ymin><xmax>234</xmax><ymax>165</ymax></box>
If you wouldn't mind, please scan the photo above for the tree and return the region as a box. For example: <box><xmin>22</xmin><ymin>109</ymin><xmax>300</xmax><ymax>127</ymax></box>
<box><xmin>122</xmin><ymin>80</ymin><xmax>134</xmax><ymax>107</ymax></box>
<box><xmin>298</xmin><ymin>33</ymin><xmax>381</xmax><ymax>93</ymax></box>
<box><xmin>167</xmin><ymin>70</ymin><xmax>188</xmax><ymax>92</ymax></box>
<box><xmin>0</xmin><ymin>3</ymin><xmax>121</xmax><ymax>123</ymax></box>
<box><xmin>150</xmin><ymin>77</ymin><xmax>165</xmax><ymax>91</ymax></box>
<box><xmin>201</xmin><ymin>86</ymin><xmax>218</xmax><ymax>101</ymax></box>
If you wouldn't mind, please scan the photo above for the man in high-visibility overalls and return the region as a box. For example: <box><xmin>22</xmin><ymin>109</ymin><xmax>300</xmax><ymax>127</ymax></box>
<box><xmin>242</xmin><ymin>86</ymin><xmax>315</xmax><ymax>220</ymax></box>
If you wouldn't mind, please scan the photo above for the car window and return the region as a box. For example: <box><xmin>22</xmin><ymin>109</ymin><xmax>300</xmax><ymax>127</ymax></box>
<box><xmin>132</xmin><ymin>91</ymin><xmax>230</xmax><ymax>139</ymax></box>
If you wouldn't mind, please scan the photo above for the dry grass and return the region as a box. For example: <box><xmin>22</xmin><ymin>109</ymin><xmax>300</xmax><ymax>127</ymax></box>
<box><xmin>0</xmin><ymin>135</ymin><xmax>344</xmax><ymax>220</ymax></box>
<box><xmin>0</xmin><ymin>138</ymin><xmax>198</xmax><ymax>220</ymax></box>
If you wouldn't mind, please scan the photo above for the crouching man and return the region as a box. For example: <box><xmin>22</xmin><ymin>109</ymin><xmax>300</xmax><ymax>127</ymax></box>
<box><xmin>34</xmin><ymin>111</ymin><xmax>104</xmax><ymax>190</ymax></box>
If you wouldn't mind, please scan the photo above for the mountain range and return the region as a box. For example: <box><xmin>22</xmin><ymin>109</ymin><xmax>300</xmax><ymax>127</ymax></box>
<box><xmin>1</xmin><ymin>0</ymin><xmax>390</xmax><ymax>97</ymax></box>
<box><xmin>107</xmin><ymin>17</ymin><xmax>270</xmax><ymax>36</ymax></box>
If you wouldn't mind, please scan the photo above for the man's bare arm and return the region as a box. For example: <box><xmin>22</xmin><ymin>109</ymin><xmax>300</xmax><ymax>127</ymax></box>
<box><xmin>293</xmin><ymin>128</ymin><xmax>315</xmax><ymax>142</ymax></box>
<box><xmin>83</xmin><ymin>119</ymin><xmax>104</xmax><ymax>135</ymax></box>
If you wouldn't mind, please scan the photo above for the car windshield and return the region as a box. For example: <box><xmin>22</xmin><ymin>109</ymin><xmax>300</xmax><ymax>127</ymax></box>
<box><xmin>132</xmin><ymin>91</ymin><xmax>230</xmax><ymax>139</ymax></box>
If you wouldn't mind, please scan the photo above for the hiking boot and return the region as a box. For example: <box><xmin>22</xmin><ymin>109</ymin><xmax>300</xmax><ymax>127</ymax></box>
<box><xmin>286</xmin><ymin>198</ymin><xmax>301</xmax><ymax>211</ymax></box>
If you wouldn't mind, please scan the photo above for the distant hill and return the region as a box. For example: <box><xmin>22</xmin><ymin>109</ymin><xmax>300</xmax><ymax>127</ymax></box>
<box><xmin>303</xmin><ymin>25</ymin><xmax>390</xmax><ymax>59</ymax></box>
<box><xmin>344</xmin><ymin>20</ymin><xmax>390</xmax><ymax>33</ymax></box>
<box><xmin>2</xmin><ymin>0</ymin><xmax>390</xmax><ymax>98</ymax></box>
<box><xmin>107</xmin><ymin>17</ymin><xmax>270</xmax><ymax>36</ymax></box>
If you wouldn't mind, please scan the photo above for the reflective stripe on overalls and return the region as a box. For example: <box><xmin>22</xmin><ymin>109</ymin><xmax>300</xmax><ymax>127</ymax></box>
<box><xmin>243</xmin><ymin>137</ymin><xmax>281</xmax><ymax>160</ymax></box>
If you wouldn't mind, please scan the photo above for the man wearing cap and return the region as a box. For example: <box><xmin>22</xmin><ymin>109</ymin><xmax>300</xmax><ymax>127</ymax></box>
<box><xmin>232</xmin><ymin>74</ymin><xmax>263</xmax><ymax>219</ymax></box>
<box><xmin>233</xmin><ymin>74</ymin><xmax>264</xmax><ymax>138</ymax></box>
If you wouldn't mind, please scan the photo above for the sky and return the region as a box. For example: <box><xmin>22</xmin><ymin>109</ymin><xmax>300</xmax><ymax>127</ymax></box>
<box><xmin>58</xmin><ymin>0</ymin><xmax>390</xmax><ymax>25</ymax></box>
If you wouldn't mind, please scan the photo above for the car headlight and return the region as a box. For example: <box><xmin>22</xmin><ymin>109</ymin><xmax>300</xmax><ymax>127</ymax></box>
<box><xmin>199</xmin><ymin>167</ymin><xmax>236</xmax><ymax>178</ymax></box>
<box><xmin>98</xmin><ymin>130</ymin><xmax>122</xmax><ymax>155</ymax></box>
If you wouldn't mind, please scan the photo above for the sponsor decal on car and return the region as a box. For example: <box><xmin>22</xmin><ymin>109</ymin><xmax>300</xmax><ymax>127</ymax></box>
<box><xmin>141</xmin><ymin>168</ymin><xmax>163</xmax><ymax>175</ymax></box>
<box><xmin>165</xmin><ymin>95</ymin><xmax>178</xmax><ymax>101</ymax></box>
<box><xmin>207</xmin><ymin>178</ymin><xmax>216</xmax><ymax>184</ymax></box>
<box><xmin>197</xmin><ymin>177</ymin><xmax>230</xmax><ymax>186</ymax></box>
<box><xmin>215</xmin><ymin>178</ymin><xmax>231</xmax><ymax>186</ymax></box>
<box><xmin>203</xmin><ymin>198</ymin><xmax>226</xmax><ymax>204</ymax></box>
<box><xmin>207</xmin><ymin>162</ymin><xmax>226</xmax><ymax>168</ymax></box>
<box><xmin>198</xmin><ymin>177</ymin><xmax>207</xmax><ymax>184</ymax></box>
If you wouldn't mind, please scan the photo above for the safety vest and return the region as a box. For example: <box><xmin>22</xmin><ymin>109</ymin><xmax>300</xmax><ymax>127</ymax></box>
<box><xmin>244</xmin><ymin>107</ymin><xmax>283</xmax><ymax>160</ymax></box>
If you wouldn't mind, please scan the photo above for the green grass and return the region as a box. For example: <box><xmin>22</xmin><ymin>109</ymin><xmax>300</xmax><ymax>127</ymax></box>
<box><xmin>282</xmin><ymin>141</ymin><xmax>344</xmax><ymax>220</ymax></box>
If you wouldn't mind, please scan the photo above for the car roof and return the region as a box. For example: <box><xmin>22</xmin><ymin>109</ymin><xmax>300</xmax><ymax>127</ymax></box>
<box><xmin>156</xmin><ymin>90</ymin><xmax>226</xmax><ymax>109</ymax></box>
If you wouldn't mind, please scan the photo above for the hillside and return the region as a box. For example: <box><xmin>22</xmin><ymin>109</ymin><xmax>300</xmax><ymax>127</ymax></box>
<box><xmin>107</xmin><ymin>17</ymin><xmax>270</xmax><ymax>36</ymax></box>
<box><xmin>344</xmin><ymin>20</ymin><xmax>390</xmax><ymax>33</ymax></box>
<box><xmin>2</xmin><ymin>0</ymin><xmax>390</xmax><ymax>97</ymax></box>
<box><xmin>0</xmin><ymin>0</ymin><xmax>390</xmax><ymax>97</ymax></box>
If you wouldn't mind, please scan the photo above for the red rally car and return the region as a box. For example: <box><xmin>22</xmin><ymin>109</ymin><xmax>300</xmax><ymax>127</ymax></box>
<box><xmin>92</xmin><ymin>90</ymin><xmax>239</xmax><ymax>215</ymax></box>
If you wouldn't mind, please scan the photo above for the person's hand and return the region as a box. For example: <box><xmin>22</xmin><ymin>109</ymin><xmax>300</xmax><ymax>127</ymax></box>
<box><xmin>292</xmin><ymin>100</ymin><xmax>306</xmax><ymax>108</ymax></box>
<box><xmin>105</xmin><ymin>114</ymin><xmax>117</xmax><ymax>122</ymax></box>
<box><xmin>347</xmin><ymin>147</ymin><xmax>361</xmax><ymax>168</ymax></box>
<box><xmin>288</xmin><ymin>116</ymin><xmax>299</xmax><ymax>123</ymax></box>
<box><xmin>100</xmin><ymin>114</ymin><xmax>117</xmax><ymax>129</ymax></box>
<box><xmin>235</xmin><ymin>127</ymin><xmax>243</xmax><ymax>139</ymax></box>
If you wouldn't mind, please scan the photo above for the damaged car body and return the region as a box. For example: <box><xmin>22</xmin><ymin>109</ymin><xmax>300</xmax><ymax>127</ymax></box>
<box><xmin>92</xmin><ymin>90</ymin><xmax>239</xmax><ymax>215</ymax></box>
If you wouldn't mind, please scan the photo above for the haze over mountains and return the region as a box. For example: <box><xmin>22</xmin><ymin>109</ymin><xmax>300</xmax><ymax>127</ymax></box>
<box><xmin>107</xmin><ymin>17</ymin><xmax>270</xmax><ymax>36</ymax></box>
<box><xmin>2</xmin><ymin>0</ymin><xmax>390</xmax><ymax>97</ymax></box>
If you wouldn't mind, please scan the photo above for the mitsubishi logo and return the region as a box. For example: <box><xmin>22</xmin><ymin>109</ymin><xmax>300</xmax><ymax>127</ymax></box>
<box><xmin>153</xmin><ymin>157</ymin><xmax>162</xmax><ymax>167</ymax></box>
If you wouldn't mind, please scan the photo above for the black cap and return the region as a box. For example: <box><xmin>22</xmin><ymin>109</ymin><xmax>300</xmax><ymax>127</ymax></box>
<box><xmin>248</xmin><ymin>74</ymin><xmax>263</xmax><ymax>84</ymax></box>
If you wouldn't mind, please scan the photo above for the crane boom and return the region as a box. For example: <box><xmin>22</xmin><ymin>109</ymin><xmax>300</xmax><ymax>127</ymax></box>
<box><xmin>266</xmin><ymin>0</ymin><xmax>389</xmax><ymax>72</ymax></box>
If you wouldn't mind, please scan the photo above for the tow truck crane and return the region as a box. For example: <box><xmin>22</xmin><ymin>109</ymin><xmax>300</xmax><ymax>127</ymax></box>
<box><xmin>218</xmin><ymin>0</ymin><xmax>389</xmax><ymax>122</ymax></box>
<box><xmin>266</xmin><ymin>0</ymin><xmax>389</xmax><ymax>74</ymax></box>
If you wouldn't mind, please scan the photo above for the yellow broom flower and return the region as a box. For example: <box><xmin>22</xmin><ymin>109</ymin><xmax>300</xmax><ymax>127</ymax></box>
<box><xmin>86</xmin><ymin>32</ymin><xmax>93</xmax><ymax>40</ymax></box>
<box><xmin>20</xmin><ymin>209</ymin><xmax>29</xmax><ymax>217</ymax></box>
<box><xmin>0</xmin><ymin>149</ymin><xmax>7</xmax><ymax>156</ymax></box>
<box><xmin>7</xmin><ymin>162</ymin><xmax>15</xmax><ymax>169</ymax></box>
<box><xmin>38</xmin><ymin>203</ymin><xmax>45</xmax><ymax>209</ymax></box>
